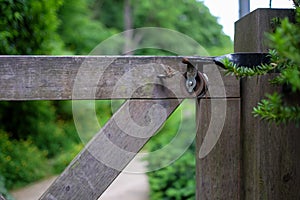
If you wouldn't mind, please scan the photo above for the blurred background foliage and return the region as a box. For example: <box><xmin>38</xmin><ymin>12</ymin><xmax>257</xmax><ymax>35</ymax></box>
<box><xmin>0</xmin><ymin>0</ymin><xmax>232</xmax><ymax>199</ymax></box>
<box><xmin>145</xmin><ymin>100</ymin><xmax>196</xmax><ymax>200</ymax></box>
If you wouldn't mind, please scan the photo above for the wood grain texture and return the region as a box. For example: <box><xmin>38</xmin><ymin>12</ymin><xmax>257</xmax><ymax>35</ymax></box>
<box><xmin>196</xmin><ymin>98</ymin><xmax>241</xmax><ymax>200</ymax></box>
<box><xmin>235</xmin><ymin>9</ymin><xmax>300</xmax><ymax>200</ymax></box>
<box><xmin>0</xmin><ymin>56</ymin><xmax>238</xmax><ymax>100</ymax></box>
<box><xmin>234</xmin><ymin>8</ymin><xmax>294</xmax><ymax>52</ymax></box>
<box><xmin>39</xmin><ymin>98</ymin><xmax>181</xmax><ymax>200</ymax></box>
<box><xmin>241</xmin><ymin>75</ymin><xmax>300</xmax><ymax>200</ymax></box>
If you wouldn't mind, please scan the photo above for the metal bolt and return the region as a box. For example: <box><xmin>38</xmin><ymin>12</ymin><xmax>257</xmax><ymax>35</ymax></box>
<box><xmin>157</xmin><ymin>74</ymin><xmax>167</xmax><ymax>78</ymax></box>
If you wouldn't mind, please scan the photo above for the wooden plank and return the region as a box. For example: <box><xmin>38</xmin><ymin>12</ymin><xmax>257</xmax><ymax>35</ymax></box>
<box><xmin>39</xmin><ymin>98</ymin><xmax>182</xmax><ymax>200</ymax></box>
<box><xmin>199</xmin><ymin>63</ymin><xmax>239</xmax><ymax>99</ymax></box>
<box><xmin>241</xmin><ymin>75</ymin><xmax>300</xmax><ymax>200</ymax></box>
<box><xmin>235</xmin><ymin>9</ymin><xmax>300</xmax><ymax>199</ymax></box>
<box><xmin>234</xmin><ymin>8</ymin><xmax>294</xmax><ymax>52</ymax></box>
<box><xmin>0</xmin><ymin>56</ymin><xmax>238</xmax><ymax>100</ymax></box>
<box><xmin>196</xmin><ymin>98</ymin><xmax>241</xmax><ymax>199</ymax></box>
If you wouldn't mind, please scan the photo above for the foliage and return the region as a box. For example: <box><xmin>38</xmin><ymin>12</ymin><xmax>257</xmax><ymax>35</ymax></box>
<box><xmin>57</xmin><ymin>0</ymin><xmax>116</xmax><ymax>54</ymax></box>
<box><xmin>0</xmin><ymin>101</ymin><xmax>55</xmax><ymax>139</ymax></box>
<box><xmin>0</xmin><ymin>101</ymin><xmax>77</xmax><ymax>158</ymax></box>
<box><xmin>146</xmin><ymin>101</ymin><xmax>196</xmax><ymax>200</ymax></box>
<box><xmin>90</xmin><ymin>0</ymin><xmax>233</xmax><ymax>55</ymax></box>
<box><xmin>53</xmin><ymin>101</ymin><xmax>81</xmax><ymax>143</ymax></box>
<box><xmin>222</xmin><ymin>7</ymin><xmax>300</xmax><ymax>124</ymax></box>
<box><xmin>90</xmin><ymin>0</ymin><xmax>124</xmax><ymax>30</ymax></box>
<box><xmin>0</xmin><ymin>0</ymin><xmax>78</xmax><ymax>194</ymax></box>
<box><xmin>252</xmin><ymin>7</ymin><xmax>300</xmax><ymax>124</ymax></box>
<box><xmin>0</xmin><ymin>0</ymin><xmax>233</xmax><ymax>197</ymax></box>
<box><xmin>293</xmin><ymin>0</ymin><xmax>300</xmax><ymax>7</ymax></box>
<box><xmin>148</xmin><ymin>152</ymin><xmax>195</xmax><ymax>200</ymax></box>
<box><xmin>0</xmin><ymin>0</ymin><xmax>65</xmax><ymax>55</ymax></box>
<box><xmin>223</xmin><ymin>50</ymin><xmax>277</xmax><ymax>78</ymax></box>
<box><xmin>51</xmin><ymin>143</ymin><xmax>84</xmax><ymax>174</ymax></box>
<box><xmin>253</xmin><ymin>93</ymin><xmax>300</xmax><ymax>123</ymax></box>
<box><xmin>0</xmin><ymin>132</ymin><xmax>49</xmax><ymax>189</ymax></box>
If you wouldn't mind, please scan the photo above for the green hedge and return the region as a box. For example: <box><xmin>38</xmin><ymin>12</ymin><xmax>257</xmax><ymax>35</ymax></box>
<box><xmin>148</xmin><ymin>149</ymin><xmax>195</xmax><ymax>200</ymax></box>
<box><xmin>146</xmin><ymin>100</ymin><xmax>196</xmax><ymax>200</ymax></box>
<box><xmin>0</xmin><ymin>132</ymin><xmax>50</xmax><ymax>190</ymax></box>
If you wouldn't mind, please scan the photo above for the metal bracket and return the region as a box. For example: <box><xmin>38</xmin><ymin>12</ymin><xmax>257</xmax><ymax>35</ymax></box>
<box><xmin>182</xmin><ymin>58</ymin><xmax>198</xmax><ymax>93</ymax></box>
<box><xmin>213</xmin><ymin>53</ymin><xmax>270</xmax><ymax>68</ymax></box>
<box><xmin>182</xmin><ymin>58</ymin><xmax>208</xmax><ymax>98</ymax></box>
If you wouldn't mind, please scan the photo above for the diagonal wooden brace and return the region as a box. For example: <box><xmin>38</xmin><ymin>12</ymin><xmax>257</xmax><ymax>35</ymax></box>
<box><xmin>39</xmin><ymin>99</ymin><xmax>182</xmax><ymax>200</ymax></box>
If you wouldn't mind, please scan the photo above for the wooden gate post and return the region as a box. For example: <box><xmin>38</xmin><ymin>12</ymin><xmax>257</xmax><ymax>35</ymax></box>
<box><xmin>235</xmin><ymin>9</ymin><xmax>300</xmax><ymax>199</ymax></box>
<box><xmin>196</xmin><ymin>64</ymin><xmax>241</xmax><ymax>199</ymax></box>
<box><xmin>196</xmin><ymin>8</ymin><xmax>300</xmax><ymax>200</ymax></box>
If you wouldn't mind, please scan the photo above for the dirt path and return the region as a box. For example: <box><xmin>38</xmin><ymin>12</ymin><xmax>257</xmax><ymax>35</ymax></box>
<box><xmin>11</xmin><ymin>157</ymin><xmax>149</xmax><ymax>200</ymax></box>
<box><xmin>10</xmin><ymin>177</ymin><xmax>57</xmax><ymax>200</ymax></box>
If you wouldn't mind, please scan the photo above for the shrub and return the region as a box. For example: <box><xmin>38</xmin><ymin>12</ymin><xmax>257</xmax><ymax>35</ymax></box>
<box><xmin>148</xmin><ymin>149</ymin><xmax>195</xmax><ymax>200</ymax></box>
<box><xmin>51</xmin><ymin>143</ymin><xmax>84</xmax><ymax>174</ymax></box>
<box><xmin>0</xmin><ymin>132</ymin><xmax>49</xmax><ymax>189</ymax></box>
<box><xmin>223</xmin><ymin>7</ymin><xmax>300</xmax><ymax>124</ymax></box>
<box><xmin>146</xmin><ymin>101</ymin><xmax>196</xmax><ymax>200</ymax></box>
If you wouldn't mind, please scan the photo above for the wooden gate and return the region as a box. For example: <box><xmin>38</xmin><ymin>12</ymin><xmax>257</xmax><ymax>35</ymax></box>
<box><xmin>0</xmin><ymin>55</ymin><xmax>239</xmax><ymax>199</ymax></box>
<box><xmin>2</xmin><ymin>8</ymin><xmax>300</xmax><ymax>200</ymax></box>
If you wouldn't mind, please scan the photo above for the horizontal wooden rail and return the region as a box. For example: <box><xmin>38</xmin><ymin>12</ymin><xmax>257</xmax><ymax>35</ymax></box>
<box><xmin>0</xmin><ymin>56</ymin><xmax>239</xmax><ymax>100</ymax></box>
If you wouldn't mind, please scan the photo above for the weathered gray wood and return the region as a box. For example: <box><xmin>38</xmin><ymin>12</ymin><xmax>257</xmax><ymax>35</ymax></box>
<box><xmin>199</xmin><ymin>63</ymin><xmax>239</xmax><ymax>99</ymax></box>
<box><xmin>195</xmin><ymin>59</ymin><xmax>241</xmax><ymax>199</ymax></box>
<box><xmin>235</xmin><ymin>9</ymin><xmax>300</xmax><ymax>200</ymax></box>
<box><xmin>234</xmin><ymin>8</ymin><xmax>294</xmax><ymax>52</ymax></box>
<box><xmin>0</xmin><ymin>56</ymin><xmax>238</xmax><ymax>100</ymax></box>
<box><xmin>39</xmin><ymin>98</ymin><xmax>181</xmax><ymax>200</ymax></box>
<box><xmin>196</xmin><ymin>98</ymin><xmax>241</xmax><ymax>200</ymax></box>
<box><xmin>241</xmin><ymin>75</ymin><xmax>300</xmax><ymax>200</ymax></box>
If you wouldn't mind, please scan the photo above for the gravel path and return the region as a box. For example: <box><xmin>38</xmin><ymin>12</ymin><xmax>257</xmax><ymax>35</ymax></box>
<box><xmin>11</xmin><ymin>157</ymin><xmax>149</xmax><ymax>200</ymax></box>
